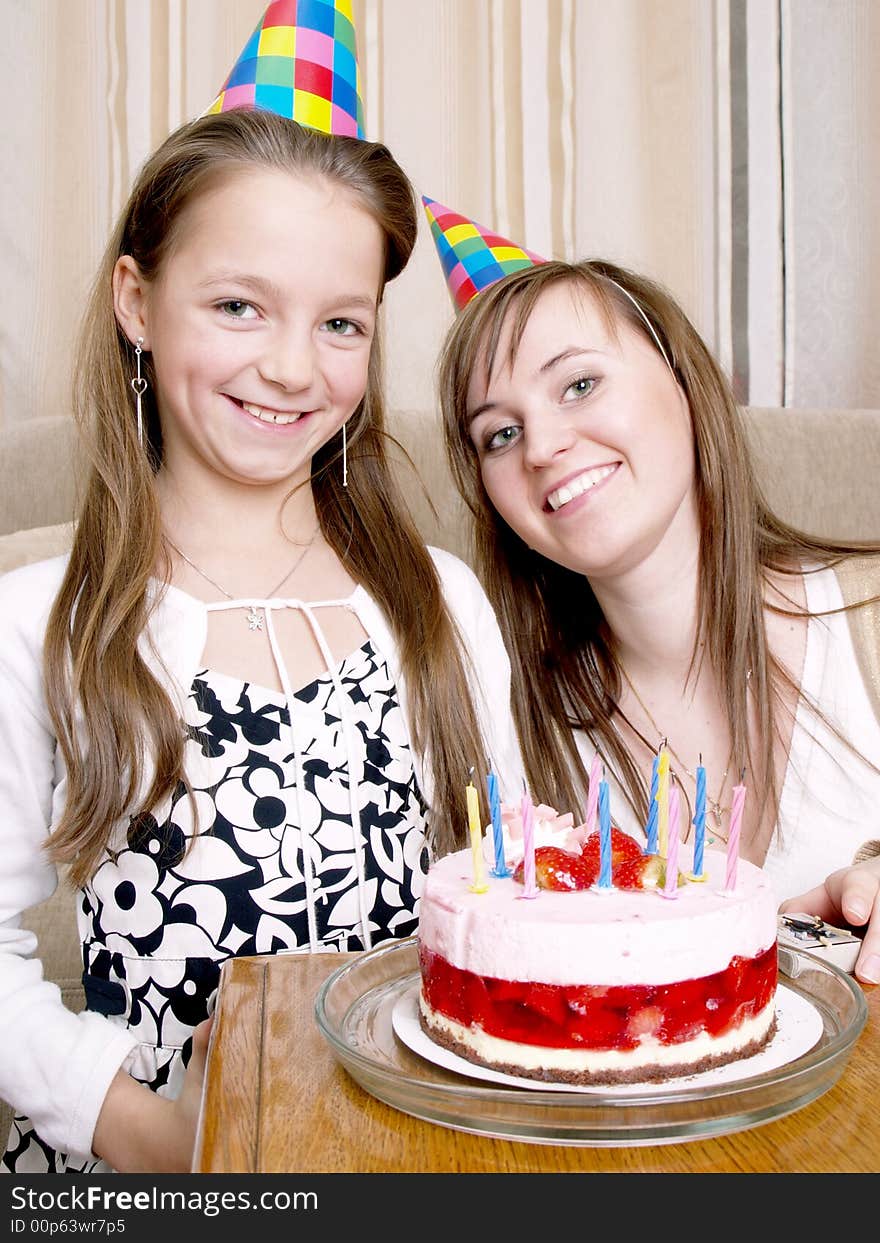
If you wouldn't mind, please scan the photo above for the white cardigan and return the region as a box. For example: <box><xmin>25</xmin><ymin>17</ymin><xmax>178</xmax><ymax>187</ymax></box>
<box><xmin>574</xmin><ymin>565</ymin><xmax>880</xmax><ymax>901</ymax></box>
<box><xmin>0</xmin><ymin>548</ymin><xmax>523</xmax><ymax>1160</ymax></box>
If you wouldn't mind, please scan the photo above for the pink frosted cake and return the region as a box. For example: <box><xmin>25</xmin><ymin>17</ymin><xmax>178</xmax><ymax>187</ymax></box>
<box><xmin>418</xmin><ymin>814</ymin><xmax>778</xmax><ymax>1086</ymax></box>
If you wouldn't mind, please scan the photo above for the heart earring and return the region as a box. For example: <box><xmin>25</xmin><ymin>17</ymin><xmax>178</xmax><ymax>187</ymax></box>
<box><xmin>131</xmin><ymin>337</ymin><xmax>147</xmax><ymax>448</ymax></box>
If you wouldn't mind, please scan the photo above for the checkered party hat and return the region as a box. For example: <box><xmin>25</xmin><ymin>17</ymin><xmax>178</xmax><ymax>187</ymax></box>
<box><xmin>422</xmin><ymin>196</ymin><xmax>545</xmax><ymax>312</ymax></box>
<box><xmin>206</xmin><ymin>0</ymin><xmax>365</xmax><ymax>139</ymax></box>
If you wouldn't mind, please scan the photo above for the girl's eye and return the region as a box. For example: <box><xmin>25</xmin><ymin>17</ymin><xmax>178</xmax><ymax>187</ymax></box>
<box><xmin>563</xmin><ymin>376</ymin><xmax>596</xmax><ymax>401</ymax></box>
<box><xmin>323</xmin><ymin>318</ymin><xmax>360</xmax><ymax>336</ymax></box>
<box><xmin>219</xmin><ymin>300</ymin><xmax>258</xmax><ymax>320</ymax></box>
<box><xmin>484</xmin><ymin>425</ymin><xmax>521</xmax><ymax>452</ymax></box>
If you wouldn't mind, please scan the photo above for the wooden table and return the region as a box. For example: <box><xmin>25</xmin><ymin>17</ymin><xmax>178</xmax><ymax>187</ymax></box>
<box><xmin>193</xmin><ymin>951</ymin><xmax>879</xmax><ymax>1173</ymax></box>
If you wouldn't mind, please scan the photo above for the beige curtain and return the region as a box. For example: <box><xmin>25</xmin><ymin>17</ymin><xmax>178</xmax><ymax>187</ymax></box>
<box><xmin>2</xmin><ymin>0</ymin><xmax>878</xmax><ymax>432</ymax></box>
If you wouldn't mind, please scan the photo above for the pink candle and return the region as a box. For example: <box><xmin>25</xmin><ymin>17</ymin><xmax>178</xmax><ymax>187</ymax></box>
<box><xmin>725</xmin><ymin>779</ymin><xmax>747</xmax><ymax>891</ymax></box>
<box><xmin>584</xmin><ymin>752</ymin><xmax>602</xmax><ymax>834</ymax></box>
<box><xmin>662</xmin><ymin>781</ymin><xmax>681</xmax><ymax>899</ymax></box>
<box><xmin>520</xmin><ymin>787</ymin><xmax>538</xmax><ymax>899</ymax></box>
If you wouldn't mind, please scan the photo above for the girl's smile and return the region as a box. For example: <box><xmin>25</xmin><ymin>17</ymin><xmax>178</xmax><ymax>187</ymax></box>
<box><xmin>236</xmin><ymin>400</ymin><xmax>310</xmax><ymax>426</ymax></box>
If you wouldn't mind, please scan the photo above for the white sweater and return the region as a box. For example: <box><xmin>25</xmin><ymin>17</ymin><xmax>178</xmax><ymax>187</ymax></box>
<box><xmin>0</xmin><ymin>548</ymin><xmax>523</xmax><ymax>1160</ymax></box>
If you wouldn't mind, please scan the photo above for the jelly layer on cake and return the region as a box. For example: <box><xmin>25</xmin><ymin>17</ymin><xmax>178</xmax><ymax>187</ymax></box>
<box><xmin>418</xmin><ymin>846</ymin><xmax>778</xmax><ymax>1085</ymax></box>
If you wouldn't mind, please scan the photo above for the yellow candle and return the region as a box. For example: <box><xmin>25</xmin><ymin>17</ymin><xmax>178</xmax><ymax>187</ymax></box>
<box><xmin>467</xmin><ymin>781</ymin><xmax>489</xmax><ymax>894</ymax></box>
<box><xmin>657</xmin><ymin>748</ymin><xmax>670</xmax><ymax>858</ymax></box>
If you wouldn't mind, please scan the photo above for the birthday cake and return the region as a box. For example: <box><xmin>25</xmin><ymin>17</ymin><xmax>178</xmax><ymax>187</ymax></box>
<box><xmin>417</xmin><ymin>807</ymin><xmax>778</xmax><ymax>1085</ymax></box>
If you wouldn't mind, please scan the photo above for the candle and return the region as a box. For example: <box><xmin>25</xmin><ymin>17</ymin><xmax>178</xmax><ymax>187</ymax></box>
<box><xmin>584</xmin><ymin>751</ymin><xmax>602</xmax><ymax>834</ymax></box>
<box><xmin>725</xmin><ymin>773</ymin><xmax>747</xmax><ymax>892</ymax></box>
<box><xmin>597</xmin><ymin>776</ymin><xmax>613</xmax><ymax>889</ymax></box>
<box><xmin>661</xmin><ymin>780</ymin><xmax>681</xmax><ymax>899</ymax></box>
<box><xmin>520</xmin><ymin>784</ymin><xmax>538</xmax><ymax>899</ymax></box>
<box><xmin>689</xmin><ymin>758</ymin><xmax>707</xmax><ymax>881</ymax></box>
<box><xmin>486</xmin><ymin>770</ymin><xmax>510</xmax><ymax>877</ymax></box>
<box><xmin>657</xmin><ymin>746</ymin><xmax>671</xmax><ymax>857</ymax></box>
<box><xmin>466</xmin><ymin>777</ymin><xmax>488</xmax><ymax>894</ymax></box>
<box><xmin>644</xmin><ymin>750</ymin><xmax>660</xmax><ymax>855</ymax></box>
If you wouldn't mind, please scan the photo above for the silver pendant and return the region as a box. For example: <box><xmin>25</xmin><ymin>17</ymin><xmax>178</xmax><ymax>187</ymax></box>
<box><xmin>246</xmin><ymin>606</ymin><xmax>264</xmax><ymax>632</ymax></box>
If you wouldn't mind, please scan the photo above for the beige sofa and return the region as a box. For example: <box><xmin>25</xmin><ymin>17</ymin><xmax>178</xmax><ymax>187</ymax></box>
<box><xmin>4</xmin><ymin>405</ymin><xmax>880</xmax><ymax>562</ymax></box>
<box><xmin>1</xmin><ymin>403</ymin><xmax>879</xmax><ymax>1143</ymax></box>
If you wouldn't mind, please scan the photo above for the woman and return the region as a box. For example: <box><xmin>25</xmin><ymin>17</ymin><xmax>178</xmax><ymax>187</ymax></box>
<box><xmin>437</xmin><ymin>255</ymin><xmax>880</xmax><ymax>983</ymax></box>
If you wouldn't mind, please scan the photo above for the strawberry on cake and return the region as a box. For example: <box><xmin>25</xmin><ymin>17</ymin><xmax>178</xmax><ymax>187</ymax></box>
<box><xmin>417</xmin><ymin>815</ymin><xmax>778</xmax><ymax>1086</ymax></box>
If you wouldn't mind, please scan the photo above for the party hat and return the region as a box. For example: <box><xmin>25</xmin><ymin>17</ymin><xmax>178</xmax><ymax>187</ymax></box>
<box><xmin>422</xmin><ymin>195</ymin><xmax>545</xmax><ymax>313</ymax></box>
<box><xmin>206</xmin><ymin>0</ymin><xmax>365</xmax><ymax>139</ymax></box>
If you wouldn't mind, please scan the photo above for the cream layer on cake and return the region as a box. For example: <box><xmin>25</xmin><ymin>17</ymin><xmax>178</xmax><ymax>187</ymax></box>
<box><xmin>419</xmin><ymin>847</ymin><xmax>777</xmax><ymax>988</ymax></box>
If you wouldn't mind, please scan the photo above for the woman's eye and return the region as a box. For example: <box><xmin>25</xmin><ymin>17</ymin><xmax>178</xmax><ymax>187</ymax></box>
<box><xmin>219</xmin><ymin>300</ymin><xmax>258</xmax><ymax>320</ymax></box>
<box><xmin>323</xmin><ymin>318</ymin><xmax>360</xmax><ymax>336</ymax></box>
<box><xmin>563</xmin><ymin>376</ymin><xmax>595</xmax><ymax>400</ymax></box>
<box><xmin>485</xmin><ymin>425</ymin><xmax>521</xmax><ymax>452</ymax></box>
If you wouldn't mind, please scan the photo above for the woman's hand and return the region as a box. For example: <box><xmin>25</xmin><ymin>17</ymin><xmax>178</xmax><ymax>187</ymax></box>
<box><xmin>780</xmin><ymin>858</ymin><xmax>880</xmax><ymax>984</ymax></box>
<box><xmin>92</xmin><ymin>1016</ymin><xmax>214</xmax><ymax>1172</ymax></box>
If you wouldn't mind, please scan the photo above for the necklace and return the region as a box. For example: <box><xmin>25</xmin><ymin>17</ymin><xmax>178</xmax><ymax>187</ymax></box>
<box><xmin>165</xmin><ymin>529</ymin><xmax>319</xmax><ymax>631</ymax></box>
<box><xmin>618</xmin><ymin>665</ymin><xmax>734</xmax><ymax>835</ymax></box>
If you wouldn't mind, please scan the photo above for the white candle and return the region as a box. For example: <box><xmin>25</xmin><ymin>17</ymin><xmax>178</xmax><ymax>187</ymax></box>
<box><xmin>520</xmin><ymin>786</ymin><xmax>538</xmax><ymax>899</ymax></box>
<box><xmin>584</xmin><ymin>752</ymin><xmax>602</xmax><ymax>834</ymax></box>
<box><xmin>662</xmin><ymin>781</ymin><xmax>681</xmax><ymax>899</ymax></box>
<box><xmin>725</xmin><ymin>780</ymin><xmax>747</xmax><ymax>891</ymax></box>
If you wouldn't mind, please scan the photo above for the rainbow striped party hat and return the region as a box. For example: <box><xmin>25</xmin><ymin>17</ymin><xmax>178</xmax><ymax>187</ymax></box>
<box><xmin>206</xmin><ymin>0</ymin><xmax>365</xmax><ymax>139</ymax></box>
<box><xmin>422</xmin><ymin>196</ymin><xmax>545</xmax><ymax>313</ymax></box>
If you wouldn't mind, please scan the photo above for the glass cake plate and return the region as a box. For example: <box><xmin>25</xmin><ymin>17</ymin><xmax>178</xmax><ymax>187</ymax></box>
<box><xmin>313</xmin><ymin>937</ymin><xmax>868</xmax><ymax>1147</ymax></box>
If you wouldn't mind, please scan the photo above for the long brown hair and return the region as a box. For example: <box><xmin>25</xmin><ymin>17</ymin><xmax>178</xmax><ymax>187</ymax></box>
<box><xmin>439</xmin><ymin>258</ymin><xmax>880</xmax><ymax>839</ymax></box>
<box><xmin>46</xmin><ymin>108</ymin><xmax>489</xmax><ymax>886</ymax></box>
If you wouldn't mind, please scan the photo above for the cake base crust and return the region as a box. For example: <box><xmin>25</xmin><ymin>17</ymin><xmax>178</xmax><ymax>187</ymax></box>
<box><xmin>419</xmin><ymin>998</ymin><xmax>777</xmax><ymax>1087</ymax></box>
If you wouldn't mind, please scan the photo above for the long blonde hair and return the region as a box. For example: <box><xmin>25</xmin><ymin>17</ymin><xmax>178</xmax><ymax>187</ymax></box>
<box><xmin>47</xmin><ymin>109</ymin><xmax>489</xmax><ymax>885</ymax></box>
<box><xmin>439</xmin><ymin>258</ymin><xmax>880</xmax><ymax>838</ymax></box>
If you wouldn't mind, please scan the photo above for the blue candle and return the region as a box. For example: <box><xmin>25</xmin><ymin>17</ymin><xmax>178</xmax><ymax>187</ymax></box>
<box><xmin>692</xmin><ymin>761</ymin><xmax>707</xmax><ymax>878</ymax></box>
<box><xmin>598</xmin><ymin>778</ymin><xmax>613</xmax><ymax>889</ymax></box>
<box><xmin>644</xmin><ymin>752</ymin><xmax>660</xmax><ymax>855</ymax></box>
<box><xmin>487</xmin><ymin>770</ymin><xmax>510</xmax><ymax>877</ymax></box>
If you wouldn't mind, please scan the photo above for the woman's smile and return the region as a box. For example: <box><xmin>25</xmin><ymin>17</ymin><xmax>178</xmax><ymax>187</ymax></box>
<box><xmin>544</xmin><ymin>461</ymin><xmax>620</xmax><ymax>512</ymax></box>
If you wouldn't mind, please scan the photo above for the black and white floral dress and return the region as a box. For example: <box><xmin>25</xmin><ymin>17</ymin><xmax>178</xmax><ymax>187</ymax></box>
<box><xmin>4</xmin><ymin>599</ymin><xmax>428</xmax><ymax>1173</ymax></box>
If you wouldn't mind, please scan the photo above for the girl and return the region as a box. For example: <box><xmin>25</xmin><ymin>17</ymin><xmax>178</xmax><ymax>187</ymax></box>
<box><xmin>437</xmin><ymin>255</ymin><xmax>880</xmax><ymax>983</ymax></box>
<box><xmin>0</xmin><ymin>109</ymin><xmax>520</xmax><ymax>1172</ymax></box>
